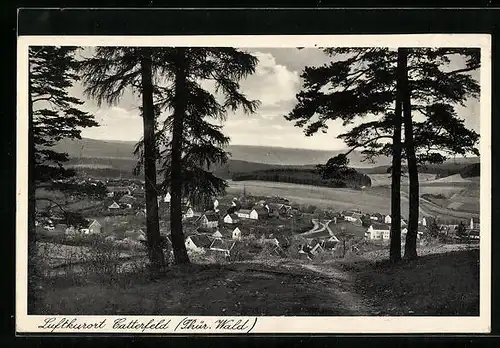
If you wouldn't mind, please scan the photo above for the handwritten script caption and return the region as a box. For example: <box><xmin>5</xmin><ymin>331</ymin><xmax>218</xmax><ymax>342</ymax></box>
<box><xmin>37</xmin><ymin>316</ymin><xmax>258</xmax><ymax>333</ymax></box>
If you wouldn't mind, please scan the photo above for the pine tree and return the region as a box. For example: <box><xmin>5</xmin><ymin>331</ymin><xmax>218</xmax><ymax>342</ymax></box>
<box><xmin>29</xmin><ymin>46</ymin><xmax>98</xmax><ymax>312</ymax></box>
<box><xmin>400</xmin><ymin>48</ymin><xmax>480</xmax><ymax>259</ymax></box>
<box><xmin>30</xmin><ymin>46</ymin><xmax>98</xmax><ymax>181</ymax></box>
<box><xmin>135</xmin><ymin>47</ymin><xmax>260</xmax><ymax>264</ymax></box>
<box><xmin>81</xmin><ymin>47</ymin><xmax>167</xmax><ymax>272</ymax></box>
<box><xmin>285</xmin><ymin>47</ymin><xmax>479</xmax><ymax>261</ymax></box>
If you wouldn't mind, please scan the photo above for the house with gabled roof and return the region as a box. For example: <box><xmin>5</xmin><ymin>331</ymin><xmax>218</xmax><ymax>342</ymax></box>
<box><xmin>344</xmin><ymin>211</ymin><xmax>363</xmax><ymax>224</ymax></box>
<box><xmin>310</xmin><ymin>242</ymin><xmax>325</xmax><ymax>256</ymax></box>
<box><xmin>212</xmin><ymin>230</ymin><xmax>223</xmax><ymax>239</ymax></box>
<box><xmin>223</xmin><ymin>213</ymin><xmax>239</xmax><ymax>224</ymax></box>
<box><xmin>209</xmin><ymin>238</ymin><xmax>237</xmax><ymax>258</ymax></box>
<box><xmin>273</xmin><ymin>235</ymin><xmax>291</xmax><ymax>249</ymax></box>
<box><xmin>236</xmin><ymin>209</ymin><xmax>252</xmax><ymax>219</ymax></box>
<box><xmin>107</xmin><ymin>186</ymin><xmax>131</xmax><ymax>196</ymax></box>
<box><xmin>250</xmin><ymin>208</ymin><xmax>269</xmax><ymax>220</ymax></box>
<box><xmin>267</xmin><ymin>203</ymin><xmax>291</xmax><ymax>217</ymax></box>
<box><xmin>366</xmin><ymin>223</ymin><xmax>392</xmax><ymax>240</ymax></box>
<box><xmin>322</xmin><ymin>236</ymin><xmax>339</xmax><ymax>250</ymax></box>
<box><xmin>232</xmin><ymin>227</ymin><xmax>242</xmax><ymax>240</ymax></box>
<box><xmin>108</xmin><ymin>201</ymin><xmax>120</xmax><ymax>210</ymax></box>
<box><xmin>182</xmin><ymin>206</ymin><xmax>195</xmax><ymax>219</ymax></box>
<box><xmin>163</xmin><ymin>192</ymin><xmax>171</xmax><ymax>203</ymax></box>
<box><xmin>124</xmin><ymin>229</ymin><xmax>147</xmax><ymax>242</ymax></box>
<box><xmin>198</xmin><ymin>212</ymin><xmax>219</xmax><ymax>228</ymax></box>
<box><xmin>79</xmin><ymin>219</ymin><xmax>102</xmax><ymax>235</ymax></box>
<box><xmin>370</xmin><ymin>213</ymin><xmax>384</xmax><ymax>221</ymax></box>
<box><xmin>211</xmin><ymin>227</ymin><xmax>232</xmax><ymax>240</ymax></box>
<box><xmin>185</xmin><ymin>234</ymin><xmax>212</xmax><ymax>253</ymax></box>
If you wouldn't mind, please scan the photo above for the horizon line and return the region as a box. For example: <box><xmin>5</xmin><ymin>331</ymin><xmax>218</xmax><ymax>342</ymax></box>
<box><xmin>78</xmin><ymin>137</ymin><xmax>351</xmax><ymax>152</ymax></box>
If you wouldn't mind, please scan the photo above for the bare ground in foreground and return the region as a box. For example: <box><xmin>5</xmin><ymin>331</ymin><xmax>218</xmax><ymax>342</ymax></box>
<box><xmin>33</xmin><ymin>245</ymin><xmax>479</xmax><ymax>316</ymax></box>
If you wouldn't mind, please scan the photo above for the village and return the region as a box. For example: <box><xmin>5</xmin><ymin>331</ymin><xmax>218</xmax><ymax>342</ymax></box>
<box><xmin>36</xmin><ymin>176</ymin><xmax>481</xmax><ymax>265</ymax></box>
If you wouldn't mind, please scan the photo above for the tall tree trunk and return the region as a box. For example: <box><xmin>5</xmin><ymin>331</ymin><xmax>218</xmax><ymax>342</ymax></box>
<box><xmin>28</xmin><ymin>63</ymin><xmax>38</xmax><ymax>314</ymax></box>
<box><xmin>401</xmin><ymin>48</ymin><xmax>420</xmax><ymax>260</ymax></box>
<box><xmin>389</xmin><ymin>48</ymin><xmax>405</xmax><ymax>263</ymax></box>
<box><xmin>170</xmin><ymin>48</ymin><xmax>190</xmax><ymax>264</ymax></box>
<box><xmin>140</xmin><ymin>48</ymin><xmax>166</xmax><ymax>273</ymax></box>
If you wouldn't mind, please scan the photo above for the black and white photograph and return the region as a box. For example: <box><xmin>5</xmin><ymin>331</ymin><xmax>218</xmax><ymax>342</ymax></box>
<box><xmin>16</xmin><ymin>34</ymin><xmax>491</xmax><ymax>334</ymax></box>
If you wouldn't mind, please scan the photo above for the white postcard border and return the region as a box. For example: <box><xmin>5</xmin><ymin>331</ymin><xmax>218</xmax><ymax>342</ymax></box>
<box><xmin>16</xmin><ymin>34</ymin><xmax>492</xmax><ymax>334</ymax></box>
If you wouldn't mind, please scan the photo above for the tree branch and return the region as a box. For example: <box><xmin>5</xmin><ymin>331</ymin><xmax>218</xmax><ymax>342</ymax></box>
<box><xmin>34</xmin><ymin>197</ymin><xmax>68</xmax><ymax>214</ymax></box>
<box><xmin>343</xmin><ymin>135</ymin><xmax>393</xmax><ymax>156</ymax></box>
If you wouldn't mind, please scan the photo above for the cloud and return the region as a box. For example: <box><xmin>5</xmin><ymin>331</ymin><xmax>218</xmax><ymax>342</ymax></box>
<box><xmin>72</xmin><ymin>47</ymin><xmax>480</xmax><ymax>152</ymax></box>
<box><xmin>81</xmin><ymin>106</ymin><xmax>143</xmax><ymax>141</ymax></box>
<box><xmin>241</xmin><ymin>51</ymin><xmax>301</xmax><ymax>107</ymax></box>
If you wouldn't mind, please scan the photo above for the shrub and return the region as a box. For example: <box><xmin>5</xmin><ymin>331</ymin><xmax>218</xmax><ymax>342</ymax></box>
<box><xmin>79</xmin><ymin>238</ymin><xmax>122</xmax><ymax>281</ymax></box>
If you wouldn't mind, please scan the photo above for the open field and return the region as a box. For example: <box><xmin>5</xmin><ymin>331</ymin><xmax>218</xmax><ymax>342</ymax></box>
<box><xmin>368</xmin><ymin>173</ymin><xmax>437</xmax><ymax>187</ymax></box>
<box><xmin>227</xmin><ymin>179</ymin><xmax>479</xmax><ymax>219</ymax></box>
<box><xmin>227</xmin><ymin>180</ymin><xmax>399</xmax><ymax>215</ymax></box>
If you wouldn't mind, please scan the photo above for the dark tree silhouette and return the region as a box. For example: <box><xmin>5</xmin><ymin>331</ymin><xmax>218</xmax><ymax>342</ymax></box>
<box><xmin>285</xmin><ymin>47</ymin><xmax>480</xmax><ymax>261</ymax></box>
<box><xmin>28</xmin><ymin>46</ymin><xmax>98</xmax><ymax>312</ymax></box>
<box><xmin>81</xmin><ymin>47</ymin><xmax>167</xmax><ymax>272</ymax></box>
<box><xmin>134</xmin><ymin>47</ymin><xmax>260</xmax><ymax>264</ymax></box>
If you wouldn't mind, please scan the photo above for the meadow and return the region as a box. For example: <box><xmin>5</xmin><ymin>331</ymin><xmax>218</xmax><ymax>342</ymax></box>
<box><xmin>226</xmin><ymin>178</ymin><xmax>480</xmax><ymax>220</ymax></box>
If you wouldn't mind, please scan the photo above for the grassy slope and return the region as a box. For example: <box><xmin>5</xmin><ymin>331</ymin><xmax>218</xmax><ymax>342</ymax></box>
<box><xmin>35</xmin><ymin>246</ymin><xmax>479</xmax><ymax>316</ymax></box>
<box><xmin>337</xmin><ymin>246</ymin><xmax>479</xmax><ymax>316</ymax></box>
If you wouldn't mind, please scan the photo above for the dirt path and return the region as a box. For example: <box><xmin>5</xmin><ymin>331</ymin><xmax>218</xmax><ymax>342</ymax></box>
<box><xmin>230</xmin><ymin>260</ymin><xmax>378</xmax><ymax>315</ymax></box>
<box><xmin>292</xmin><ymin>262</ymin><xmax>376</xmax><ymax>315</ymax></box>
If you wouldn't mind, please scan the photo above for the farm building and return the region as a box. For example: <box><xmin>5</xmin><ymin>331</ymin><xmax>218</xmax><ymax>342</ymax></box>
<box><xmin>212</xmin><ymin>230</ymin><xmax>223</xmax><ymax>239</ymax></box>
<box><xmin>211</xmin><ymin>227</ymin><xmax>233</xmax><ymax>239</ymax></box>
<box><xmin>384</xmin><ymin>215</ymin><xmax>407</xmax><ymax>226</ymax></box>
<box><xmin>185</xmin><ymin>235</ymin><xmax>212</xmax><ymax>253</ymax></box>
<box><xmin>365</xmin><ymin>224</ymin><xmax>420</xmax><ymax>241</ymax></box>
<box><xmin>213</xmin><ymin>199</ymin><xmax>219</xmax><ymax>210</ymax></box>
<box><xmin>267</xmin><ymin>203</ymin><xmax>290</xmax><ymax>217</ymax></box>
<box><xmin>209</xmin><ymin>238</ymin><xmax>237</xmax><ymax>258</ymax></box>
<box><xmin>107</xmin><ymin>186</ymin><xmax>131</xmax><ymax>196</ymax></box>
<box><xmin>108</xmin><ymin>201</ymin><xmax>120</xmax><ymax>210</ymax></box>
<box><xmin>79</xmin><ymin>219</ymin><xmax>102</xmax><ymax>235</ymax></box>
<box><xmin>250</xmin><ymin>208</ymin><xmax>269</xmax><ymax>220</ymax></box>
<box><xmin>124</xmin><ymin>229</ymin><xmax>147</xmax><ymax>242</ymax></box>
<box><xmin>223</xmin><ymin>213</ymin><xmax>240</xmax><ymax>224</ymax></box>
<box><xmin>370</xmin><ymin>213</ymin><xmax>384</xmax><ymax>221</ymax></box>
<box><xmin>164</xmin><ymin>192</ymin><xmax>171</xmax><ymax>203</ymax></box>
<box><xmin>365</xmin><ymin>223</ymin><xmax>392</xmax><ymax>240</ymax></box>
<box><xmin>419</xmin><ymin>217</ymin><xmax>427</xmax><ymax>226</ymax></box>
<box><xmin>322</xmin><ymin>236</ymin><xmax>339</xmax><ymax>250</ymax></box>
<box><xmin>198</xmin><ymin>213</ymin><xmax>219</xmax><ymax>228</ymax></box>
<box><xmin>344</xmin><ymin>212</ymin><xmax>363</xmax><ymax>225</ymax></box>
<box><xmin>182</xmin><ymin>206</ymin><xmax>195</xmax><ymax>219</ymax></box>
<box><xmin>273</xmin><ymin>235</ymin><xmax>291</xmax><ymax>249</ymax></box>
<box><xmin>236</xmin><ymin>209</ymin><xmax>252</xmax><ymax>219</ymax></box>
<box><xmin>232</xmin><ymin>227</ymin><xmax>242</xmax><ymax>240</ymax></box>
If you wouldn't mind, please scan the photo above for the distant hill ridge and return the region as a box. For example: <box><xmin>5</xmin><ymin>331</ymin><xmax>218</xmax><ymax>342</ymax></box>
<box><xmin>56</xmin><ymin>138</ymin><xmax>480</xmax><ymax>179</ymax></box>
<box><xmin>55</xmin><ymin>137</ymin><xmax>394</xmax><ymax>167</ymax></box>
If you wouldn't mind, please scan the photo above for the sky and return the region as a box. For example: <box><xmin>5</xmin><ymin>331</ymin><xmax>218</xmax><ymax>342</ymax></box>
<box><xmin>72</xmin><ymin>47</ymin><xmax>481</xmax><ymax>151</ymax></box>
